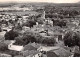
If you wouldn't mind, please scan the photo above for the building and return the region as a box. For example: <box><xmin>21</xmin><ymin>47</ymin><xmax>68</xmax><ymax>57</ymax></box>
<box><xmin>8</xmin><ymin>40</ymin><xmax>24</xmax><ymax>51</ymax></box>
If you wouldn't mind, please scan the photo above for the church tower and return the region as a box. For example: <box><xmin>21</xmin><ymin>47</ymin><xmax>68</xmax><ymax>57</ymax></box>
<box><xmin>41</xmin><ymin>10</ymin><xmax>45</xmax><ymax>19</ymax></box>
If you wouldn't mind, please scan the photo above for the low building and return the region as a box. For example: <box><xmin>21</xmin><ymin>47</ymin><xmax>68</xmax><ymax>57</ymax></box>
<box><xmin>20</xmin><ymin>50</ymin><xmax>40</xmax><ymax>57</ymax></box>
<box><xmin>47</xmin><ymin>47</ymin><xmax>71</xmax><ymax>57</ymax></box>
<box><xmin>8</xmin><ymin>40</ymin><xmax>24</xmax><ymax>51</ymax></box>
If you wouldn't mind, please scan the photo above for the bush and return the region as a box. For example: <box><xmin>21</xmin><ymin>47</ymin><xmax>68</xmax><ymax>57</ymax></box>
<box><xmin>4</xmin><ymin>30</ymin><xmax>19</xmax><ymax>40</ymax></box>
<box><xmin>42</xmin><ymin>36</ymin><xmax>56</xmax><ymax>46</ymax></box>
<box><xmin>33</xmin><ymin>32</ymin><xmax>43</xmax><ymax>43</ymax></box>
<box><xmin>37</xmin><ymin>18</ymin><xmax>44</xmax><ymax>24</ymax></box>
<box><xmin>22</xmin><ymin>20</ymin><xmax>36</xmax><ymax>28</ymax></box>
<box><xmin>15</xmin><ymin>25</ymin><xmax>22</xmax><ymax>30</ymax></box>
<box><xmin>0</xmin><ymin>42</ymin><xmax>8</xmax><ymax>51</ymax></box>
<box><xmin>23</xmin><ymin>31</ymin><xmax>43</xmax><ymax>43</ymax></box>
<box><xmin>74</xmin><ymin>53</ymin><xmax>80</xmax><ymax>57</ymax></box>
<box><xmin>14</xmin><ymin>36</ymin><xmax>30</xmax><ymax>46</ymax></box>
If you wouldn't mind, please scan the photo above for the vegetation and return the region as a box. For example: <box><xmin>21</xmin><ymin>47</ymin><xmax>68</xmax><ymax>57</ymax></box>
<box><xmin>14</xmin><ymin>31</ymin><xmax>41</xmax><ymax>45</ymax></box>
<box><xmin>52</xmin><ymin>19</ymin><xmax>67</xmax><ymax>27</ymax></box>
<box><xmin>4</xmin><ymin>29</ymin><xmax>19</xmax><ymax>40</ymax></box>
<box><xmin>37</xmin><ymin>18</ymin><xmax>44</xmax><ymax>24</ymax></box>
<box><xmin>15</xmin><ymin>23</ymin><xmax>22</xmax><ymax>30</ymax></box>
<box><xmin>44</xmin><ymin>5</ymin><xmax>80</xmax><ymax>19</ymax></box>
<box><xmin>22</xmin><ymin>20</ymin><xmax>36</xmax><ymax>28</ymax></box>
<box><xmin>0</xmin><ymin>42</ymin><xmax>8</xmax><ymax>51</ymax></box>
<box><xmin>14</xmin><ymin>35</ymin><xmax>36</xmax><ymax>46</ymax></box>
<box><xmin>42</xmin><ymin>36</ymin><xmax>56</xmax><ymax>46</ymax></box>
<box><xmin>63</xmin><ymin>31</ymin><xmax>80</xmax><ymax>47</ymax></box>
<box><xmin>14</xmin><ymin>30</ymin><xmax>56</xmax><ymax>46</ymax></box>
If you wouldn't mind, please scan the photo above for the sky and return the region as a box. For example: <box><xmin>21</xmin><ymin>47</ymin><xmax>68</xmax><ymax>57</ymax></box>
<box><xmin>0</xmin><ymin>0</ymin><xmax>80</xmax><ymax>3</ymax></box>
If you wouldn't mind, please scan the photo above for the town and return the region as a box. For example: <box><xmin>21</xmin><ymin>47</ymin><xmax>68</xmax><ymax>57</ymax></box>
<box><xmin>0</xmin><ymin>2</ymin><xmax>80</xmax><ymax>57</ymax></box>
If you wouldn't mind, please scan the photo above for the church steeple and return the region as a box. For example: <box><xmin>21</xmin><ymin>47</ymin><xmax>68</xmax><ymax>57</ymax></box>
<box><xmin>41</xmin><ymin>10</ymin><xmax>45</xmax><ymax>19</ymax></box>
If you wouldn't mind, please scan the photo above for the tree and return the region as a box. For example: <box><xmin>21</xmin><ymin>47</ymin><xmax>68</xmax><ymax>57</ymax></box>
<box><xmin>15</xmin><ymin>23</ymin><xmax>22</xmax><ymax>30</ymax></box>
<box><xmin>4</xmin><ymin>28</ymin><xmax>19</xmax><ymax>40</ymax></box>
<box><xmin>22</xmin><ymin>20</ymin><xmax>36</xmax><ymax>28</ymax></box>
<box><xmin>14</xmin><ymin>31</ymin><xmax>37</xmax><ymax>45</ymax></box>
<box><xmin>52</xmin><ymin>19</ymin><xmax>67</xmax><ymax>27</ymax></box>
<box><xmin>14</xmin><ymin>36</ymin><xmax>30</xmax><ymax>46</ymax></box>
<box><xmin>58</xmin><ymin>20</ymin><xmax>67</xmax><ymax>27</ymax></box>
<box><xmin>63</xmin><ymin>31</ymin><xmax>80</xmax><ymax>47</ymax></box>
<box><xmin>24</xmin><ymin>31</ymin><xmax>42</xmax><ymax>43</ymax></box>
<box><xmin>70</xmin><ymin>10</ymin><xmax>79</xmax><ymax>18</ymax></box>
<box><xmin>37</xmin><ymin>18</ymin><xmax>44</xmax><ymax>24</ymax></box>
<box><xmin>42</xmin><ymin>36</ymin><xmax>56</xmax><ymax>46</ymax></box>
<box><xmin>23</xmin><ymin>31</ymin><xmax>44</xmax><ymax>43</ymax></box>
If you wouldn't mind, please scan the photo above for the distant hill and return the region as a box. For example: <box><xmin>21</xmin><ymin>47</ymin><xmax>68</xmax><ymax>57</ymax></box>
<box><xmin>0</xmin><ymin>2</ymin><xmax>80</xmax><ymax>7</ymax></box>
<box><xmin>0</xmin><ymin>3</ymin><xmax>16</xmax><ymax>7</ymax></box>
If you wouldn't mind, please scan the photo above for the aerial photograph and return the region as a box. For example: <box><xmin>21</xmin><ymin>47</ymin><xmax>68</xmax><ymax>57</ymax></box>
<box><xmin>0</xmin><ymin>0</ymin><xmax>80</xmax><ymax>57</ymax></box>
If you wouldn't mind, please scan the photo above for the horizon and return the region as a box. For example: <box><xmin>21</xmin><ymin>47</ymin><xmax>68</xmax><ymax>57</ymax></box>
<box><xmin>0</xmin><ymin>0</ymin><xmax>80</xmax><ymax>3</ymax></box>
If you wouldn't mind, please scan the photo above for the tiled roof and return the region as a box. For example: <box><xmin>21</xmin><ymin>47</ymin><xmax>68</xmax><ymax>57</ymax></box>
<box><xmin>21</xmin><ymin>50</ymin><xmax>39</xmax><ymax>57</ymax></box>
<box><xmin>23</xmin><ymin>44</ymin><xmax>37</xmax><ymax>51</ymax></box>
<box><xmin>50</xmin><ymin>47</ymin><xmax>71</xmax><ymax>57</ymax></box>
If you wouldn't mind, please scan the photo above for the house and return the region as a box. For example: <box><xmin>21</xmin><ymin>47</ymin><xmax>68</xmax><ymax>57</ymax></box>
<box><xmin>46</xmin><ymin>51</ymin><xmax>59</xmax><ymax>57</ymax></box>
<box><xmin>37</xmin><ymin>46</ymin><xmax>60</xmax><ymax>52</ymax></box>
<box><xmin>37</xmin><ymin>46</ymin><xmax>71</xmax><ymax>57</ymax></box>
<box><xmin>22</xmin><ymin>26</ymin><xmax>30</xmax><ymax>31</ymax></box>
<box><xmin>8</xmin><ymin>40</ymin><xmax>24</xmax><ymax>51</ymax></box>
<box><xmin>20</xmin><ymin>50</ymin><xmax>40</xmax><ymax>57</ymax></box>
<box><xmin>53</xmin><ymin>31</ymin><xmax>64</xmax><ymax>42</ymax></box>
<box><xmin>2</xmin><ymin>27</ymin><xmax>11</xmax><ymax>32</ymax></box>
<box><xmin>23</xmin><ymin>44</ymin><xmax>37</xmax><ymax>51</ymax></box>
<box><xmin>8</xmin><ymin>45</ymin><xmax>24</xmax><ymax>51</ymax></box>
<box><xmin>47</xmin><ymin>47</ymin><xmax>71</xmax><ymax>57</ymax></box>
<box><xmin>22</xmin><ymin>15</ymin><xmax>29</xmax><ymax>20</ymax></box>
<box><xmin>27</xmin><ymin>42</ymin><xmax>41</xmax><ymax>49</ymax></box>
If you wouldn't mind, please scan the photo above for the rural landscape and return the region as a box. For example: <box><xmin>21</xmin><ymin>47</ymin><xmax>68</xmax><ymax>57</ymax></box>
<box><xmin>0</xmin><ymin>1</ymin><xmax>80</xmax><ymax>57</ymax></box>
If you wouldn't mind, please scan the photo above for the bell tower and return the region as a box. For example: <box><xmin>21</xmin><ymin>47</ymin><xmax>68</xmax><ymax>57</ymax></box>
<box><xmin>41</xmin><ymin>10</ymin><xmax>45</xmax><ymax>19</ymax></box>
